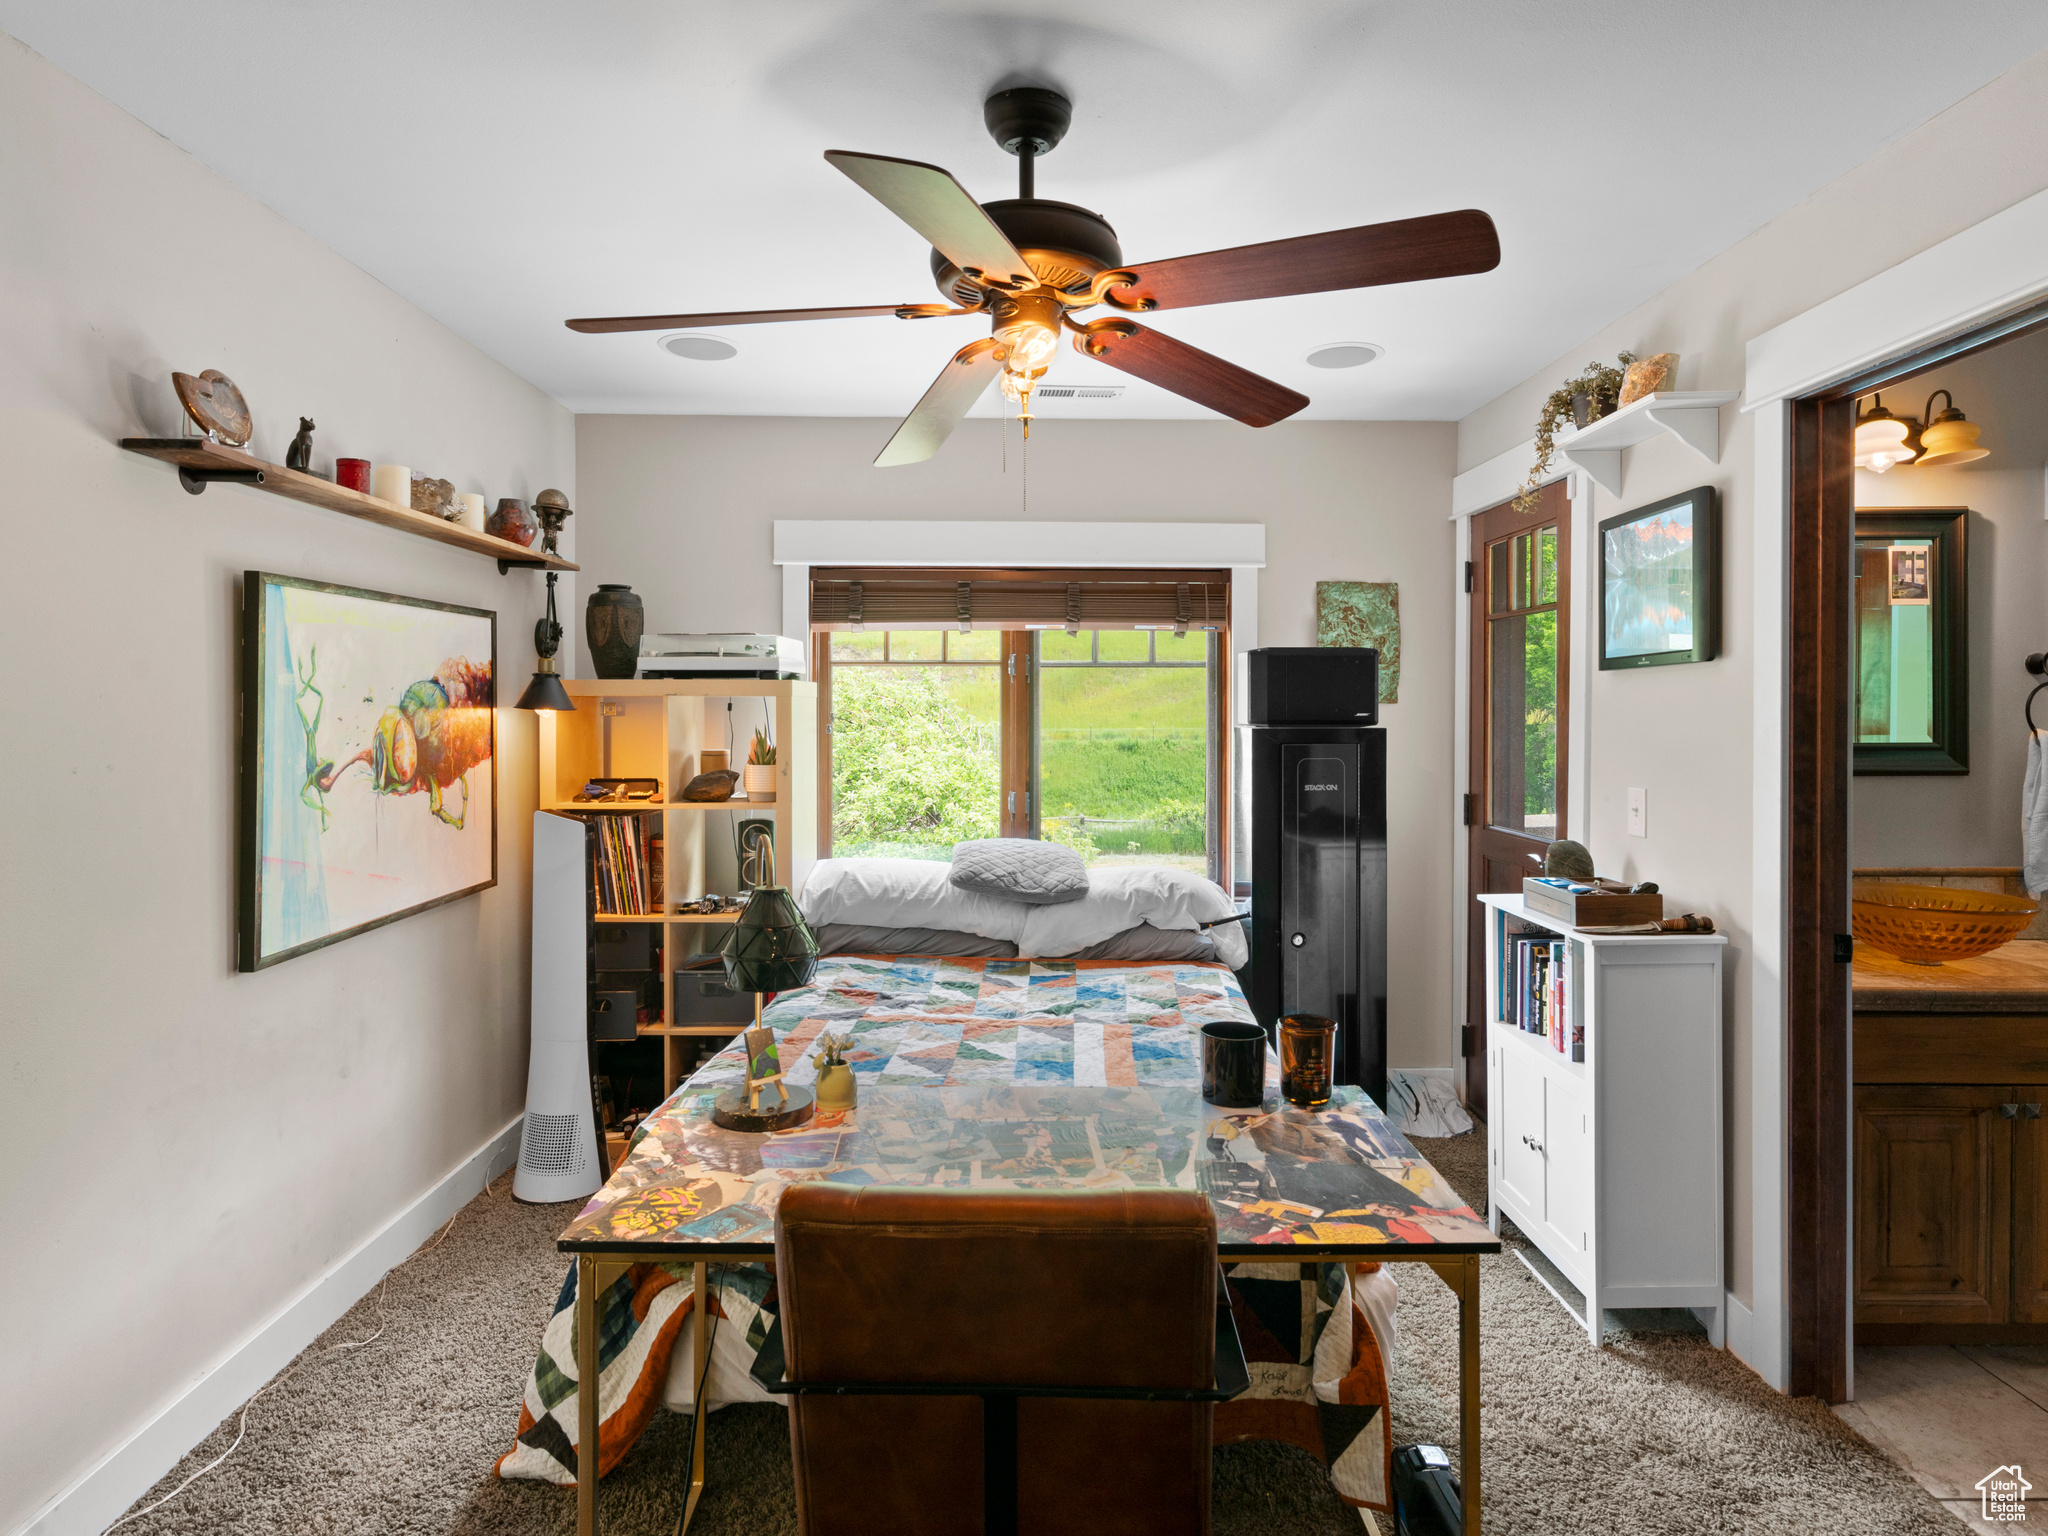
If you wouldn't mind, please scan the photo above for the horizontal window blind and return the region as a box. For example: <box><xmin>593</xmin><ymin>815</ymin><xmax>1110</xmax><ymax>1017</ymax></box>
<box><xmin>809</xmin><ymin>566</ymin><xmax>1230</xmax><ymax>634</ymax></box>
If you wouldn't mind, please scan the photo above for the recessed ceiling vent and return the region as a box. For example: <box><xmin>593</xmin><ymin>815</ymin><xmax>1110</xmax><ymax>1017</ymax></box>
<box><xmin>1035</xmin><ymin>385</ymin><xmax>1126</xmax><ymax>400</ymax></box>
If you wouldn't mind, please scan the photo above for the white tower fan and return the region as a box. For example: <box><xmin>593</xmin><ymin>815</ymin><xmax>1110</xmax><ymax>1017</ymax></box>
<box><xmin>514</xmin><ymin>811</ymin><xmax>607</xmax><ymax>1202</ymax></box>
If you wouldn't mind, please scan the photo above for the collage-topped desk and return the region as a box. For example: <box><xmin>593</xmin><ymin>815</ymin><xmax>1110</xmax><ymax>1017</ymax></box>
<box><xmin>558</xmin><ymin>1077</ymin><xmax>1497</xmax><ymax>1535</ymax></box>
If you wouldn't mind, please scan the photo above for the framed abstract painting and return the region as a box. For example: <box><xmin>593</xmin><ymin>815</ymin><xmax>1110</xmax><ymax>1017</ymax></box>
<box><xmin>1315</xmin><ymin>580</ymin><xmax>1400</xmax><ymax>702</ymax></box>
<box><xmin>238</xmin><ymin>572</ymin><xmax>497</xmax><ymax>970</ymax></box>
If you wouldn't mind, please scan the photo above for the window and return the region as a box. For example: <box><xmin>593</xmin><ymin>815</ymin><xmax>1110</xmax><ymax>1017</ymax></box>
<box><xmin>1485</xmin><ymin>522</ymin><xmax>1561</xmax><ymax>833</ymax></box>
<box><xmin>812</xmin><ymin>569</ymin><xmax>1229</xmax><ymax>880</ymax></box>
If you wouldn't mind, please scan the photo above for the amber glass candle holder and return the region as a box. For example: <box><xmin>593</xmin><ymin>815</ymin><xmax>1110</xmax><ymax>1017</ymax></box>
<box><xmin>1279</xmin><ymin>1014</ymin><xmax>1336</xmax><ymax>1109</ymax></box>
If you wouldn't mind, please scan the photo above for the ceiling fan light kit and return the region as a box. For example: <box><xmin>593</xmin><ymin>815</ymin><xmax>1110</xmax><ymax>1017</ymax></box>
<box><xmin>569</xmin><ymin>86</ymin><xmax>1501</xmax><ymax>467</ymax></box>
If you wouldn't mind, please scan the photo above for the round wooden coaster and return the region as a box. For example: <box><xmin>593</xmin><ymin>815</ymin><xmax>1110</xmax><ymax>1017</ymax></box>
<box><xmin>711</xmin><ymin>1085</ymin><xmax>816</xmax><ymax>1133</ymax></box>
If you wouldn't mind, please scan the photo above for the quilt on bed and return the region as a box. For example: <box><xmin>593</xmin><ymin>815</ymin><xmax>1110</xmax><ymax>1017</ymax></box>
<box><xmin>498</xmin><ymin>955</ymin><xmax>1408</xmax><ymax>1512</ymax></box>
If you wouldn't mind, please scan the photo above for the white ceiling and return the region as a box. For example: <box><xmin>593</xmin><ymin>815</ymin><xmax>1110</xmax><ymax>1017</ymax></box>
<box><xmin>8</xmin><ymin>1</ymin><xmax>2048</xmax><ymax>426</ymax></box>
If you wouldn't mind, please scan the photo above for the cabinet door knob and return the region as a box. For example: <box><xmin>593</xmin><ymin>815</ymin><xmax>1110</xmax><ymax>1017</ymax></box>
<box><xmin>2027</xmin><ymin>1104</ymin><xmax>2043</xmax><ymax>1120</ymax></box>
<box><xmin>2000</xmin><ymin>1103</ymin><xmax>2021</xmax><ymax>1119</ymax></box>
<box><xmin>1531</xmin><ymin>1140</ymin><xmax>1545</xmax><ymax>1155</ymax></box>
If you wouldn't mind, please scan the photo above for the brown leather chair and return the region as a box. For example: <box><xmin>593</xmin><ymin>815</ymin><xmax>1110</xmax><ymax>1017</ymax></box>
<box><xmin>770</xmin><ymin>1184</ymin><xmax>1229</xmax><ymax>1536</ymax></box>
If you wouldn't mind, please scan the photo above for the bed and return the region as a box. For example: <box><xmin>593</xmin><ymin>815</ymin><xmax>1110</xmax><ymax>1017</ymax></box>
<box><xmin>499</xmin><ymin>950</ymin><xmax>1419</xmax><ymax>1516</ymax></box>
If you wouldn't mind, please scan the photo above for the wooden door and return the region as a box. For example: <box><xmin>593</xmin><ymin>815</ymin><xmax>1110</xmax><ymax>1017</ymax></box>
<box><xmin>1463</xmin><ymin>482</ymin><xmax>1572</xmax><ymax>1116</ymax></box>
<box><xmin>1853</xmin><ymin>1085</ymin><xmax>2009</xmax><ymax>1326</ymax></box>
<box><xmin>2011</xmin><ymin>1097</ymin><xmax>2048</xmax><ymax>1323</ymax></box>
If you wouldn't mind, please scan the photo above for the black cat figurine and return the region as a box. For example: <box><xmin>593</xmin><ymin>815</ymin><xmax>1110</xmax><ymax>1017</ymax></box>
<box><xmin>285</xmin><ymin>417</ymin><xmax>314</xmax><ymax>473</ymax></box>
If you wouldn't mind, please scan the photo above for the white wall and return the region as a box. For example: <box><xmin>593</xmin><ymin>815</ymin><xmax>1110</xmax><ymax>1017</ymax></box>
<box><xmin>1850</xmin><ymin>329</ymin><xmax>2048</xmax><ymax>867</ymax></box>
<box><xmin>573</xmin><ymin>413</ymin><xmax>1457</xmax><ymax>1069</ymax></box>
<box><xmin>1452</xmin><ymin>48</ymin><xmax>2048</xmax><ymax>1327</ymax></box>
<box><xmin>0</xmin><ymin>32</ymin><xmax>573</xmax><ymax>1533</ymax></box>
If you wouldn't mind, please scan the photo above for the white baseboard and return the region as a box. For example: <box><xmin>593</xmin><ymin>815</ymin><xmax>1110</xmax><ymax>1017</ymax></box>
<box><xmin>1724</xmin><ymin>1291</ymin><xmax>1758</xmax><ymax>1368</ymax></box>
<box><xmin>16</xmin><ymin>1116</ymin><xmax>522</xmax><ymax>1536</ymax></box>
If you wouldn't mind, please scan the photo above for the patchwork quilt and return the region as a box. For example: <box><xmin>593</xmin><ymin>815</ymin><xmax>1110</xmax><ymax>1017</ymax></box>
<box><xmin>497</xmin><ymin>956</ymin><xmax>1413</xmax><ymax>1513</ymax></box>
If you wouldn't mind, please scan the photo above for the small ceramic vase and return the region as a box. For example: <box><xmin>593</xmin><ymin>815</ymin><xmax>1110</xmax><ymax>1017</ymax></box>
<box><xmin>487</xmin><ymin>497</ymin><xmax>537</xmax><ymax>547</ymax></box>
<box><xmin>743</xmin><ymin>763</ymin><xmax>776</xmax><ymax>803</ymax></box>
<box><xmin>586</xmin><ymin>584</ymin><xmax>645</xmax><ymax>678</ymax></box>
<box><xmin>815</xmin><ymin>1059</ymin><xmax>857</xmax><ymax>1112</ymax></box>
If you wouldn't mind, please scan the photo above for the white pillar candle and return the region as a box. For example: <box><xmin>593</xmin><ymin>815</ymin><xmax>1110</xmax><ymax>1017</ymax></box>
<box><xmin>372</xmin><ymin>464</ymin><xmax>411</xmax><ymax>507</ymax></box>
<box><xmin>457</xmin><ymin>492</ymin><xmax>487</xmax><ymax>531</ymax></box>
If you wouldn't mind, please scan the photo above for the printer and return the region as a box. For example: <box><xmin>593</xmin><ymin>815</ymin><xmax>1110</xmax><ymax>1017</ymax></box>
<box><xmin>636</xmin><ymin>633</ymin><xmax>806</xmax><ymax>680</ymax></box>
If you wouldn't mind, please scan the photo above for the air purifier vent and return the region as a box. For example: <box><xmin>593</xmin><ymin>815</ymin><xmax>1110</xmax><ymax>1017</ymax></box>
<box><xmin>520</xmin><ymin>1112</ymin><xmax>586</xmax><ymax>1175</ymax></box>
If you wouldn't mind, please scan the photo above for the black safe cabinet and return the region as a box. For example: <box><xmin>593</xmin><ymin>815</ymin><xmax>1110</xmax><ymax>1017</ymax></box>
<box><xmin>1244</xmin><ymin>725</ymin><xmax>1388</xmax><ymax>1108</ymax></box>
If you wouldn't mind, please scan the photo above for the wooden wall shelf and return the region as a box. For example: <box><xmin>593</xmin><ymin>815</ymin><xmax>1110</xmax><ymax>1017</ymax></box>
<box><xmin>119</xmin><ymin>437</ymin><xmax>577</xmax><ymax>573</ymax></box>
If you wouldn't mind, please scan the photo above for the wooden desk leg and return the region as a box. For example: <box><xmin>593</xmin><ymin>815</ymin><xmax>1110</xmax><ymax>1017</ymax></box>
<box><xmin>1420</xmin><ymin>1255</ymin><xmax>1481</xmax><ymax>1536</ymax></box>
<box><xmin>677</xmin><ymin>1261</ymin><xmax>710</xmax><ymax>1536</ymax></box>
<box><xmin>577</xmin><ymin>1254</ymin><xmax>601</xmax><ymax>1536</ymax></box>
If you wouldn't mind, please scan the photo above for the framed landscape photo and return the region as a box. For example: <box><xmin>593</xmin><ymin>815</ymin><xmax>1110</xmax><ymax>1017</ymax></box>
<box><xmin>1598</xmin><ymin>485</ymin><xmax>1720</xmax><ymax>670</ymax></box>
<box><xmin>238</xmin><ymin>572</ymin><xmax>497</xmax><ymax>970</ymax></box>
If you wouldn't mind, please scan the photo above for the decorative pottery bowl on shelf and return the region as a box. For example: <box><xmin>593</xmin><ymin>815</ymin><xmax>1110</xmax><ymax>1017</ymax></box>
<box><xmin>1851</xmin><ymin>882</ymin><xmax>2040</xmax><ymax>965</ymax></box>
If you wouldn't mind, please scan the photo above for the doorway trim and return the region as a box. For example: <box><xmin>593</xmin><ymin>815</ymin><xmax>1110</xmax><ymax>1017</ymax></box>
<box><xmin>1744</xmin><ymin>181</ymin><xmax>2048</xmax><ymax>1397</ymax></box>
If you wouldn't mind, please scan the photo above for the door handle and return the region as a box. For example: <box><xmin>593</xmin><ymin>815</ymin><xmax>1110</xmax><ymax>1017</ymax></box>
<box><xmin>1521</xmin><ymin>1133</ymin><xmax>1545</xmax><ymax>1154</ymax></box>
<box><xmin>2001</xmin><ymin>1103</ymin><xmax>2021</xmax><ymax>1119</ymax></box>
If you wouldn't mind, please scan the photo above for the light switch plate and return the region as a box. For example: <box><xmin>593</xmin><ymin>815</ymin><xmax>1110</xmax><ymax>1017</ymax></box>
<box><xmin>1627</xmin><ymin>787</ymin><xmax>1647</xmax><ymax>838</ymax></box>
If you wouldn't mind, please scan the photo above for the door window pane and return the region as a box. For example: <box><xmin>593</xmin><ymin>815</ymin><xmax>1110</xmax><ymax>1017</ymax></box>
<box><xmin>1039</xmin><ymin>631</ymin><xmax>1210</xmax><ymax>873</ymax></box>
<box><xmin>829</xmin><ymin>631</ymin><xmax>999</xmax><ymax>859</ymax></box>
<box><xmin>1487</xmin><ymin>527</ymin><xmax>1560</xmax><ymax>834</ymax></box>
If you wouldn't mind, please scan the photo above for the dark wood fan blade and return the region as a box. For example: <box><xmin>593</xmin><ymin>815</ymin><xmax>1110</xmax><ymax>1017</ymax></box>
<box><xmin>1106</xmin><ymin>210</ymin><xmax>1500</xmax><ymax>312</ymax></box>
<box><xmin>875</xmin><ymin>338</ymin><xmax>1004</xmax><ymax>467</ymax></box>
<box><xmin>566</xmin><ymin>303</ymin><xmax>961</xmax><ymax>334</ymax></box>
<box><xmin>825</xmin><ymin>151</ymin><xmax>1036</xmax><ymax>289</ymax></box>
<box><xmin>1072</xmin><ymin>320</ymin><xmax>1307</xmax><ymax>427</ymax></box>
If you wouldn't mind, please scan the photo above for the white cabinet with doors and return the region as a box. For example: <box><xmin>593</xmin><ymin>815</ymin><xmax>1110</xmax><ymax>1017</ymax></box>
<box><xmin>1478</xmin><ymin>893</ymin><xmax>1726</xmax><ymax>1347</ymax></box>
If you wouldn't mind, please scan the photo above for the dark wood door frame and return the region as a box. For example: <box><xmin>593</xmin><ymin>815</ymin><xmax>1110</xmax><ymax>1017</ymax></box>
<box><xmin>1462</xmin><ymin>481</ymin><xmax>1572</xmax><ymax>1117</ymax></box>
<box><xmin>1782</xmin><ymin>295</ymin><xmax>2048</xmax><ymax>1401</ymax></box>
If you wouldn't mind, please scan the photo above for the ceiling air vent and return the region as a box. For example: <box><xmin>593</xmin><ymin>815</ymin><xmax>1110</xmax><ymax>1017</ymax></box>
<box><xmin>1034</xmin><ymin>385</ymin><xmax>1126</xmax><ymax>400</ymax></box>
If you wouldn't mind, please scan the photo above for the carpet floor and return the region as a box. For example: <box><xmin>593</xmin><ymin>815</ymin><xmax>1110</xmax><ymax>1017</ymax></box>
<box><xmin>111</xmin><ymin>1124</ymin><xmax>1967</xmax><ymax>1534</ymax></box>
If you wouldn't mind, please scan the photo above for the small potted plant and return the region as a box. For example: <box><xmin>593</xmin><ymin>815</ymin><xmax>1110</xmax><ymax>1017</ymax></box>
<box><xmin>1515</xmin><ymin>352</ymin><xmax>1633</xmax><ymax>512</ymax></box>
<box><xmin>813</xmin><ymin>1030</ymin><xmax>858</xmax><ymax>1111</ymax></box>
<box><xmin>743</xmin><ymin>727</ymin><xmax>777</xmax><ymax>803</ymax></box>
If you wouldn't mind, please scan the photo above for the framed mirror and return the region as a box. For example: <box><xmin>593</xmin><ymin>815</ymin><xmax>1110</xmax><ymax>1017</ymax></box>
<box><xmin>1853</xmin><ymin>507</ymin><xmax>1968</xmax><ymax>775</ymax></box>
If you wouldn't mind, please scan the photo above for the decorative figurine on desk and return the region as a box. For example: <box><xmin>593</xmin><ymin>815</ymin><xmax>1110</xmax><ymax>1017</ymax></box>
<box><xmin>743</xmin><ymin>1028</ymin><xmax>787</xmax><ymax>1114</ymax></box>
<box><xmin>813</xmin><ymin>1031</ymin><xmax>858</xmax><ymax>1113</ymax></box>
<box><xmin>285</xmin><ymin>417</ymin><xmax>315</xmax><ymax>472</ymax></box>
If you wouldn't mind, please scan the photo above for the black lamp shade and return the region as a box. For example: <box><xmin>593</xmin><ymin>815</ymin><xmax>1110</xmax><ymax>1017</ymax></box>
<box><xmin>720</xmin><ymin>886</ymin><xmax>820</xmax><ymax>994</ymax></box>
<box><xmin>515</xmin><ymin>669</ymin><xmax>576</xmax><ymax>711</ymax></box>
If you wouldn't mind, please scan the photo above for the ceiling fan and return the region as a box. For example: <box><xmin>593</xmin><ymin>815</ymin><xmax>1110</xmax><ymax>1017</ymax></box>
<box><xmin>568</xmin><ymin>87</ymin><xmax>1501</xmax><ymax>467</ymax></box>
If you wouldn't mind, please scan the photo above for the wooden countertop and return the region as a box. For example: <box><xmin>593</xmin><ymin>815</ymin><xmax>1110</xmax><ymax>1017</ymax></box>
<box><xmin>1853</xmin><ymin>940</ymin><xmax>2048</xmax><ymax>1014</ymax></box>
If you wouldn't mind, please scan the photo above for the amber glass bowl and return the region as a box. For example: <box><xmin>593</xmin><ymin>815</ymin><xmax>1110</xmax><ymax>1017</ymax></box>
<box><xmin>1850</xmin><ymin>882</ymin><xmax>2039</xmax><ymax>966</ymax></box>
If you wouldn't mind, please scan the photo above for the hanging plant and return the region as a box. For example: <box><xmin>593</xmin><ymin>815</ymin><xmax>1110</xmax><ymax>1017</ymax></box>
<box><xmin>1515</xmin><ymin>352</ymin><xmax>1634</xmax><ymax>512</ymax></box>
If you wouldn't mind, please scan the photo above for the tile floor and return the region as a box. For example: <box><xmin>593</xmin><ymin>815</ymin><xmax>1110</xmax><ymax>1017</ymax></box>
<box><xmin>1835</xmin><ymin>1346</ymin><xmax>2048</xmax><ymax>1531</ymax></box>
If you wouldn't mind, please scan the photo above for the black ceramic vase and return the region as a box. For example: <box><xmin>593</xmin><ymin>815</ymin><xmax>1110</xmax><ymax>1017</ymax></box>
<box><xmin>586</xmin><ymin>584</ymin><xmax>645</xmax><ymax>678</ymax></box>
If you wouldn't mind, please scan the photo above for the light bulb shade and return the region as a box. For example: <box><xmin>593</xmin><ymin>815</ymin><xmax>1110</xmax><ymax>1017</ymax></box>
<box><xmin>514</xmin><ymin>669</ymin><xmax>576</xmax><ymax>711</ymax></box>
<box><xmin>1853</xmin><ymin>402</ymin><xmax>1916</xmax><ymax>472</ymax></box>
<box><xmin>719</xmin><ymin>885</ymin><xmax>820</xmax><ymax>994</ymax></box>
<box><xmin>1915</xmin><ymin>413</ymin><xmax>1988</xmax><ymax>466</ymax></box>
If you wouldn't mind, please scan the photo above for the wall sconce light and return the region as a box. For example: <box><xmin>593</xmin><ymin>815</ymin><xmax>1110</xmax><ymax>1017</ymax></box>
<box><xmin>1913</xmin><ymin>390</ymin><xmax>1989</xmax><ymax>467</ymax></box>
<box><xmin>1853</xmin><ymin>394</ymin><xmax>1916</xmax><ymax>473</ymax></box>
<box><xmin>514</xmin><ymin>571</ymin><xmax>576</xmax><ymax>711</ymax></box>
<box><xmin>1854</xmin><ymin>389</ymin><xmax>1991</xmax><ymax>473</ymax></box>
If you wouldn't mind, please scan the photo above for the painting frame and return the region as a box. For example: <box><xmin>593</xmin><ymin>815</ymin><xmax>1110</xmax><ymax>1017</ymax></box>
<box><xmin>1597</xmin><ymin>484</ymin><xmax>1721</xmax><ymax>670</ymax></box>
<box><xmin>1314</xmin><ymin>580</ymin><xmax>1400</xmax><ymax>702</ymax></box>
<box><xmin>238</xmin><ymin>571</ymin><xmax>498</xmax><ymax>971</ymax></box>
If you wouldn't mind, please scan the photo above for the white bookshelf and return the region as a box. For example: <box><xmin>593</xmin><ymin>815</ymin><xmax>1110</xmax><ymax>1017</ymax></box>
<box><xmin>1477</xmin><ymin>893</ymin><xmax>1727</xmax><ymax>1346</ymax></box>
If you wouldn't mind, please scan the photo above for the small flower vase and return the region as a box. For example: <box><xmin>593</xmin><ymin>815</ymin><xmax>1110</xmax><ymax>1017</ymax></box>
<box><xmin>815</xmin><ymin>1059</ymin><xmax>857</xmax><ymax>1112</ymax></box>
<box><xmin>743</xmin><ymin>763</ymin><xmax>776</xmax><ymax>802</ymax></box>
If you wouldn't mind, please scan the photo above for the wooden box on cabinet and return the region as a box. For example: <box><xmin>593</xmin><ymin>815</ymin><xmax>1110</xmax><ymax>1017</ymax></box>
<box><xmin>1478</xmin><ymin>894</ymin><xmax>1727</xmax><ymax>1347</ymax></box>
